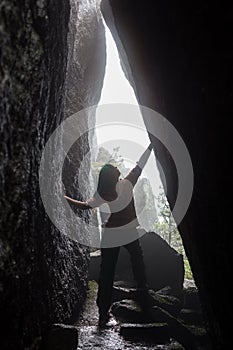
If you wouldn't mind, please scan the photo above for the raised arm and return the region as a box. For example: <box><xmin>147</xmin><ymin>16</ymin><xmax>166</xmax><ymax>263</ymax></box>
<box><xmin>137</xmin><ymin>142</ymin><xmax>153</xmax><ymax>170</ymax></box>
<box><xmin>125</xmin><ymin>143</ymin><xmax>153</xmax><ymax>186</ymax></box>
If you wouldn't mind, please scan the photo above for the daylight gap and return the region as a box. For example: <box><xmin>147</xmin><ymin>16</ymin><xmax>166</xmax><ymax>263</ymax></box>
<box><xmin>93</xmin><ymin>17</ymin><xmax>193</xmax><ymax>282</ymax></box>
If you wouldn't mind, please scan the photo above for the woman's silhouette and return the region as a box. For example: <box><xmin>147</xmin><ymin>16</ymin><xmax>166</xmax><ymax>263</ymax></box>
<box><xmin>65</xmin><ymin>143</ymin><xmax>153</xmax><ymax>326</ymax></box>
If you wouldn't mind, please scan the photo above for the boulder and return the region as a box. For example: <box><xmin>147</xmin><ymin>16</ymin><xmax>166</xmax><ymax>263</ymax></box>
<box><xmin>42</xmin><ymin>324</ymin><xmax>78</xmax><ymax>350</ymax></box>
<box><xmin>89</xmin><ymin>232</ymin><xmax>184</xmax><ymax>292</ymax></box>
<box><xmin>147</xmin><ymin>289</ymin><xmax>182</xmax><ymax>315</ymax></box>
<box><xmin>111</xmin><ymin>299</ymin><xmax>153</xmax><ymax>323</ymax></box>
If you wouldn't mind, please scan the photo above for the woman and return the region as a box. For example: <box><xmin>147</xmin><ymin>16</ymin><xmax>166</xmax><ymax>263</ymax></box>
<box><xmin>65</xmin><ymin>143</ymin><xmax>153</xmax><ymax>326</ymax></box>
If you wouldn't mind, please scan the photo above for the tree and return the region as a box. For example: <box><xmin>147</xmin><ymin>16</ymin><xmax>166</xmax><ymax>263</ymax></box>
<box><xmin>154</xmin><ymin>186</ymin><xmax>193</xmax><ymax>280</ymax></box>
<box><xmin>154</xmin><ymin>188</ymin><xmax>178</xmax><ymax>246</ymax></box>
<box><xmin>134</xmin><ymin>177</ymin><xmax>157</xmax><ymax>231</ymax></box>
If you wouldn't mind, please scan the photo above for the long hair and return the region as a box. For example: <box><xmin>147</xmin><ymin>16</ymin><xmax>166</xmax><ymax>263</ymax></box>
<box><xmin>94</xmin><ymin>164</ymin><xmax>119</xmax><ymax>201</ymax></box>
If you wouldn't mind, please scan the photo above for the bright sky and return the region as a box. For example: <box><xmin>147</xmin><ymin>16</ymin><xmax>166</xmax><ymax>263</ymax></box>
<box><xmin>95</xmin><ymin>19</ymin><xmax>164</xmax><ymax>198</ymax></box>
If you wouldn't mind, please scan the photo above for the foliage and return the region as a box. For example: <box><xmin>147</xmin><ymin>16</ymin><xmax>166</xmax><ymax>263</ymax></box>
<box><xmin>184</xmin><ymin>258</ymin><xmax>193</xmax><ymax>280</ymax></box>
<box><xmin>154</xmin><ymin>187</ymin><xmax>193</xmax><ymax>280</ymax></box>
<box><xmin>134</xmin><ymin>177</ymin><xmax>157</xmax><ymax>231</ymax></box>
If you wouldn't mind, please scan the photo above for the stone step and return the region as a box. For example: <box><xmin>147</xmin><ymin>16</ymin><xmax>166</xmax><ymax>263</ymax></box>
<box><xmin>112</xmin><ymin>285</ymin><xmax>182</xmax><ymax>316</ymax></box>
<box><xmin>179</xmin><ymin>308</ymin><xmax>204</xmax><ymax>325</ymax></box>
<box><xmin>120</xmin><ymin>322</ymin><xmax>170</xmax><ymax>343</ymax></box>
<box><xmin>111</xmin><ymin>299</ymin><xmax>152</xmax><ymax>323</ymax></box>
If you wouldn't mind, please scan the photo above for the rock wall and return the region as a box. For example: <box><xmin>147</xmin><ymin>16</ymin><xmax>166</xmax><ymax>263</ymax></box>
<box><xmin>63</xmin><ymin>0</ymin><xmax>105</xmax><ymax>223</ymax></box>
<box><xmin>0</xmin><ymin>0</ymin><xmax>105</xmax><ymax>349</ymax></box>
<box><xmin>101</xmin><ymin>1</ymin><xmax>233</xmax><ymax>349</ymax></box>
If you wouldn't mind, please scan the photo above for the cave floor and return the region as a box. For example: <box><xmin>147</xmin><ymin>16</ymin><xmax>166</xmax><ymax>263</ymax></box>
<box><xmin>76</xmin><ymin>281</ymin><xmax>184</xmax><ymax>350</ymax></box>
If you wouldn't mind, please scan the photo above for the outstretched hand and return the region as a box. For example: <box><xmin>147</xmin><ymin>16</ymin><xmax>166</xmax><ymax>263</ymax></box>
<box><xmin>137</xmin><ymin>143</ymin><xmax>153</xmax><ymax>170</ymax></box>
<box><xmin>148</xmin><ymin>142</ymin><xmax>153</xmax><ymax>151</ymax></box>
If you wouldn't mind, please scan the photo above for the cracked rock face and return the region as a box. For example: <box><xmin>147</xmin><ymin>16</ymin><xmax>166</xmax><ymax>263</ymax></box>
<box><xmin>0</xmin><ymin>0</ymin><xmax>105</xmax><ymax>349</ymax></box>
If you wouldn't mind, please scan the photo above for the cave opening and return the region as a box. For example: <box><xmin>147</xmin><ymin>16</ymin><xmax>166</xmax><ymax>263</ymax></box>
<box><xmin>1</xmin><ymin>0</ymin><xmax>231</xmax><ymax>348</ymax></box>
<box><xmin>93</xmin><ymin>16</ymin><xmax>193</xmax><ymax>282</ymax></box>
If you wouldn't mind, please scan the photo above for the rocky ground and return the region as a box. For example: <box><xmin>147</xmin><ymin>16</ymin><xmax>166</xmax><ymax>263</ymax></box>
<box><xmin>75</xmin><ymin>280</ymin><xmax>211</xmax><ymax>350</ymax></box>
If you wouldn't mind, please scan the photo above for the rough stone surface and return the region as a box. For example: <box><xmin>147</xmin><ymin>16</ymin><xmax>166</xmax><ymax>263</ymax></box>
<box><xmin>151</xmin><ymin>307</ymin><xmax>202</xmax><ymax>350</ymax></box>
<box><xmin>101</xmin><ymin>1</ymin><xmax>233</xmax><ymax>348</ymax></box>
<box><xmin>89</xmin><ymin>232</ymin><xmax>184</xmax><ymax>292</ymax></box>
<box><xmin>111</xmin><ymin>299</ymin><xmax>151</xmax><ymax>323</ymax></box>
<box><xmin>179</xmin><ymin>309</ymin><xmax>204</xmax><ymax>326</ymax></box>
<box><xmin>120</xmin><ymin>323</ymin><xmax>169</xmax><ymax>343</ymax></box>
<box><xmin>112</xmin><ymin>285</ymin><xmax>182</xmax><ymax>316</ymax></box>
<box><xmin>42</xmin><ymin>324</ymin><xmax>78</xmax><ymax>350</ymax></box>
<box><xmin>112</xmin><ymin>299</ymin><xmax>208</xmax><ymax>348</ymax></box>
<box><xmin>65</xmin><ymin>0</ymin><xmax>106</xmax><ymax>116</ymax></box>
<box><xmin>0</xmin><ymin>1</ymin><xmax>105</xmax><ymax>349</ymax></box>
<box><xmin>183</xmin><ymin>287</ymin><xmax>201</xmax><ymax>312</ymax></box>
<box><xmin>77</xmin><ymin>280</ymin><xmax>186</xmax><ymax>349</ymax></box>
<box><xmin>62</xmin><ymin>0</ymin><xmax>106</xmax><ymax>247</ymax></box>
<box><xmin>147</xmin><ymin>290</ymin><xmax>182</xmax><ymax>316</ymax></box>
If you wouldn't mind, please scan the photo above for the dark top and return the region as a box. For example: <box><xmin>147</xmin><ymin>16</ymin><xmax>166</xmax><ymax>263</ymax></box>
<box><xmin>87</xmin><ymin>165</ymin><xmax>142</xmax><ymax>228</ymax></box>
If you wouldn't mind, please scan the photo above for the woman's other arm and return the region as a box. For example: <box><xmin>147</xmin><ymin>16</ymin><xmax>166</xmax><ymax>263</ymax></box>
<box><xmin>64</xmin><ymin>195</ymin><xmax>91</xmax><ymax>210</ymax></box>
<box><xmin>64</xmin><ymin>194</ymin><xmax>105</xmax><ymax>210</ymax></box>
